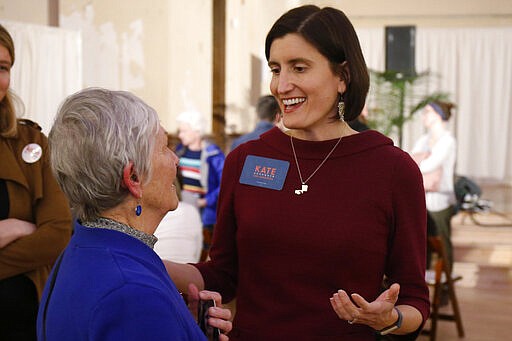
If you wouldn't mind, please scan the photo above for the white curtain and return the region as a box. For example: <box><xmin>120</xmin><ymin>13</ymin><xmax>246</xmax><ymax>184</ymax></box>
<box><xmin>1</xmin><ymin>20</ymin><xmax>82</xmax><ymax>134</ymax></box>
<box><xmin>357</xmin><ymin>27</ymin><xmax>512</xmax><ymax>184</ymax></box>
<box><xmin>356</xmin><ymin>27</ymin><xmax>385</xmax><ymax>72</ymax></box>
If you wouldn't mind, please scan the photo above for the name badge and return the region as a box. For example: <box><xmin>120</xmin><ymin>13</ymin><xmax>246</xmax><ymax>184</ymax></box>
<box><xmin>239</xmin><ymin>155</ymin><xmax>289</xmax><ymax>190</ymax></box>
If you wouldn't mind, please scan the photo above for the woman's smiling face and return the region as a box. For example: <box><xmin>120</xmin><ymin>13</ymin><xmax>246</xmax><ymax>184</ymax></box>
<box><xmin>268</xmin><ymin>33</ymin><xmax>346</xmax><ymax>136</ymax></box>
<box><xmin>0</xmin><ymin>44</ymin><xmax>12</xmax><ymax>103</ymax></box>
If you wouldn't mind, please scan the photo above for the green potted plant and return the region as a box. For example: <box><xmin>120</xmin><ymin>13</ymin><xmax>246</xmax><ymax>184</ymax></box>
<box><xmin>366</xmin><ymin>69</ymin><xmax>449</xmax><ymax>148</ymax></box>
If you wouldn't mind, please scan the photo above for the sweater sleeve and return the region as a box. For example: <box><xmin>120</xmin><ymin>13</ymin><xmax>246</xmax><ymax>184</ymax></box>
<box><xmin>0</xmin><ymin>131</ymin><xmax>72</xmax><ymax>279</ymax></box>
<box><xmin>90</xmin><ymin>284</ymin><xmax>206</xmax><ymax>341</ymax></box>
<box><xmin>195</xmin><ymin>149</ymin><xmax>240</xmax><ymax>302</ymax></box>
<box><xmin>386</xmin><ymin>151</ymin><xmax>430</xmax><ymax>323</ymax></box>
<box><xmin>204</xmin><ymin>151</ymin><xmax>225</xmax><ymax>209</ymax></box>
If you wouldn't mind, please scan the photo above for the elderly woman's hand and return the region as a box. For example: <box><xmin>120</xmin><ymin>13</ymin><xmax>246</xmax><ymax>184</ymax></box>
<box><xmin>188</xmin><ymin>283</ymin><xmax>233</xmax><ymax>340</ymax></box>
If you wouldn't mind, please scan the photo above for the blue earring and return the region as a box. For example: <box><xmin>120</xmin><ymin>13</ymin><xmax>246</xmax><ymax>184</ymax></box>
<box><xmin>135</xmin><ymin>204</ymin><xmax>142</xmax><ymax>216</ymax></box>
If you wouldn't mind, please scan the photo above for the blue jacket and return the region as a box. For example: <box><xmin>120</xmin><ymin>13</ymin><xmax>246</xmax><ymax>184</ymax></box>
<box><xmin>37</xmin><ymin>220</ymin><xmax>206</xmax><ymax>341</ymax></box>
<box><xmin>176</xmin><ymin>142</ymin><xmax>225</xmax><ymax>226</ymax></box>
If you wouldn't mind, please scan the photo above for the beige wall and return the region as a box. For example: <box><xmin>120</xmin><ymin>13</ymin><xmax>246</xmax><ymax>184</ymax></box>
<box><xmin>168</xmin><ymin>0</ymin><xmax>212</xmax><ymax>135</ymax></box>
<box><xmin>315</xmin><ymin>0</ymin><xmax>512</xmax><ymax>26</ymax></box>
<box><xmin>0</xmin><ymin>0</ymin><xmax>48</xmax><ymax>25</ymax></box>
<box><xmin>1</xmin><ymin>0</ymin><xmax>511</xmax><ymax>134</ymax></box>
<box><xmin>59</xmin><ymin>0</ymin><xmax>212</xmax><ymax>134</ymax></box>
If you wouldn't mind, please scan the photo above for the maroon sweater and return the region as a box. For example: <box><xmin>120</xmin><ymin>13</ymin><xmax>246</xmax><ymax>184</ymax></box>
<box><xmin>196</xmin><ymin>128</ymin><xmax>429</xmax><ymax>340</ymax></box>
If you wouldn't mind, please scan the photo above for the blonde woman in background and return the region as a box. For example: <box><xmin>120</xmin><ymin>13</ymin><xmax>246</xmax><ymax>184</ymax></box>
<box><xmin>0</xmin><ymin>23</ymin><xmax>72</xmax><ymax>340</ymax></box>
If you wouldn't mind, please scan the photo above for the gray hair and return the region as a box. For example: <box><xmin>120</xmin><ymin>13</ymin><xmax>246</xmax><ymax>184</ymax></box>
<box><xmin>49</xmin><ymin>87</ymin><xmax>160</xmax><ymax>221</ymax></box>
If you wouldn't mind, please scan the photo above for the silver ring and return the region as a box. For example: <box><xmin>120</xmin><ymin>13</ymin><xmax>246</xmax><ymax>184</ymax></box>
<box><xmin>347</xmin><ymin>318</ymin><xmax>355</xmax><ymax>324</ymax></box>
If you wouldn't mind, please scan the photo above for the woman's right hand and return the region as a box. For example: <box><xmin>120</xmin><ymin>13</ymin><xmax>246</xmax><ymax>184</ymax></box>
<box><xmin>0</xmin><ymin>218</ymin><xmax>37</xmax><ymax>248</ymax></box>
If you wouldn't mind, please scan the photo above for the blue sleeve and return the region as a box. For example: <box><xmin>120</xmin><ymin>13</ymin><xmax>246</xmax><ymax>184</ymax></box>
<box><xmin>90</xmin><ymin>284</ymin><xmax>206</xmax><ymax>341</ymax></box>
<box><xmin>205</xmin><ymin>152</ymin><xmax>225</xmax><ymax>209</ymax></box>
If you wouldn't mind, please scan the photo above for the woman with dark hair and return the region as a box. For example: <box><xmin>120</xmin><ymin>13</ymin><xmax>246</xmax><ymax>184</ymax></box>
<box><xmin>165</xmin><ymin>5</ymin><xmax>429</xmax><ymax>340</ymax></box>
<box><xmin>0</xmin><ymin>23</ymin><xmax>72</xmax><ymax>341</ymax></box>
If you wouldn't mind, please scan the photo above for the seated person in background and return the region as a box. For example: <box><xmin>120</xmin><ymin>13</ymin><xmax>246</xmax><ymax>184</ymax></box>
<box><xmin>411</xmin><ymin>100</ymin><xmax>457</xmax><ymax>272</ymax></box>
<box><xmin>154</xmin><ymin>180</ymin><xmax>203</xmax><ymax>264</ymax></box>
<box><xmin>37</xmin><ymin>87</ymin><xmax>231</xmax><ymax>340</ymax></box>
<box><xmin>230</xmin><ymin>94</ymin><xmax>281</xmax><ymax>151</ymax></box>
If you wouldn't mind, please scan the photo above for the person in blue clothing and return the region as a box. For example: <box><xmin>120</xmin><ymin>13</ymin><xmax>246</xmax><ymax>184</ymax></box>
<box><xmin>176</xmin><ymin>110</ymin><xmax>225</xmax><ymax>261</ymax></box>
<box><xmin>37</xmin><ymin>88</ymin><xmax>232</xmax><ymax>341</ymax></box>
<box><xmin>230</xmin><ymin>94</ymin><xmax>281</xmax><ymax>151</ymax></box>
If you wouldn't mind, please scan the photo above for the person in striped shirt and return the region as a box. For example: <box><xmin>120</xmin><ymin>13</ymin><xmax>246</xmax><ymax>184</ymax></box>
<box><xmin>176</xmin><ymin>110</ymin><xmax>225</xmax><ymax>261</ymax></box>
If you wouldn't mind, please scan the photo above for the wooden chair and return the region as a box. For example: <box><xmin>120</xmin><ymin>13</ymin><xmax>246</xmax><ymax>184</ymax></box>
<box><xmin>422</xmin><ymin>236</ymin><xmax>465</xmax><ymax>340</ymax></box>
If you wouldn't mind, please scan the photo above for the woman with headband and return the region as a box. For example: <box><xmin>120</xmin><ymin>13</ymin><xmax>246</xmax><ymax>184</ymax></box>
<box><xmin>411</xmin><ymin>101</ymin><xmax>457</xmax><ymax>271</ymax></box>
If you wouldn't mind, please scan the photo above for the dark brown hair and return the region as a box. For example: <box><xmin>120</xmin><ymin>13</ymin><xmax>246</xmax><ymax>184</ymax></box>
<box><xmin>429</xmin><ymin>100</ymin><xmax>456</xmax><ymax>121</ymax></box>
<box><xmin>256</xmin><ymin>95</ymin><xmax>280</xmax><ymax>121</ymax></box>
<box><xmin>265</xmin><ymin>5</ymin><xmax>369</xmax><ymax>121</ymax></box>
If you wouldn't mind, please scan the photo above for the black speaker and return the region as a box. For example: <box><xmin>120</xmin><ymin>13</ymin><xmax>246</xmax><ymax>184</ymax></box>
<box><xmin>385</xmin><ymin>26</ymin><xmax>416</xmax><ymax>76</ymax></box>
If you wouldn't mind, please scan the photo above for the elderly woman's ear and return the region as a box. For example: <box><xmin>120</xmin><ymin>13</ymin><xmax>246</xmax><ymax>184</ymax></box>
<box><xmin>122</xmin><ymin>161</ymin><xmax>142</xmax><ymax>198</ymax></box>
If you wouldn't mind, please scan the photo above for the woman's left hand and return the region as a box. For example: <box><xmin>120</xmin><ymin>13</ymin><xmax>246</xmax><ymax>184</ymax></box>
<box><xmin>188</xmin><ymin>283</ymin><xmax>233</xmax><ymax>340</ymax></box>
<box><xmin>330</xmin><ymin>283</ymin><xmax>401</xmax><ymax>331</ymax></box>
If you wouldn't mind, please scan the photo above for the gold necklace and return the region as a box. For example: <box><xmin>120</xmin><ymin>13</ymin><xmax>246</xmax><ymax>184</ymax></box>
<box><xmin>290</xmin><ymin>134</ymin><xmax>343</xmax><ymax>195</ymax></box>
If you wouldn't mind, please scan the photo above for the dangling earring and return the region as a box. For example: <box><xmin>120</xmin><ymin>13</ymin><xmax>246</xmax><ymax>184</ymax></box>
<box><xmin>338</xmin><ymin>98</ymin><xmax>345</xmax><ymax>122</ymax></box>
<box><xmin>135</xmin><ymin>202</ymin><xmax>142</xmax><ymax>216</ymax></box>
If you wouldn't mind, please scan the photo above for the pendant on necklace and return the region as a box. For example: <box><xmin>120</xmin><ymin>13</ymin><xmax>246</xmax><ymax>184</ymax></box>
<box><xmin>295</xmin><ymin>183</ymin><xmax>308</xmax><ymax>195</ymax></box>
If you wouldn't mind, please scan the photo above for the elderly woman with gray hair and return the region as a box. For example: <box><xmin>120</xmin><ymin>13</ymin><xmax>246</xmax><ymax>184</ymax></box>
<box><xmin>36</xmin><ymin>88</ymin><xmax>232</xmax><ymax>341</ymax></box>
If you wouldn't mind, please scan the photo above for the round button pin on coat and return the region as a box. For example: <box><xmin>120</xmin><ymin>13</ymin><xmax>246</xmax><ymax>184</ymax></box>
<box><xmin>22</xmin><ymin>143</ymin><xmax>42</xmax><ymax>163</ymax></box>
